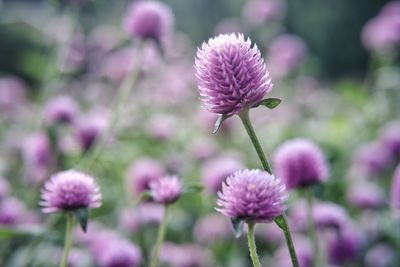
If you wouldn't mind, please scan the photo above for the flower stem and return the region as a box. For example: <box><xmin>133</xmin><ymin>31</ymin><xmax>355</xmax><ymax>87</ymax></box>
<box><xmin>79</xmin><ymin>41</ymin><xmax>143</xmax><ymax>171</ymax></box>
<box><xmin>60</xmin><ymin>213</ymin><xmax>74</xmax><ymax>267</ymax></box>
<box><xmin>247</xmin><ymin>221</ymin><xmax>262</xmax><ymax>267</ymax></box>
<box><xmin>150</xmin><ymin>206</ymin><xmax>169</xmax><ymax>267</ymax></box>
<box><xmin>305</xmin><ymin>188</ymin><xmax>320</xmax><ymax>267</ymax></box>
<box><xmin>238</xmin><ymin>108</ymin><xmax>299</xmax><ymax>267</ymax></box>
<box><xmin>275</xmin><ymin>215</ymin><xmax>300</xmax><ymax>267</ymax></box>
<box><xmin>239</xmin><ymin>109</ymin><xmax>272</xmax><ymax>174</ymax></box>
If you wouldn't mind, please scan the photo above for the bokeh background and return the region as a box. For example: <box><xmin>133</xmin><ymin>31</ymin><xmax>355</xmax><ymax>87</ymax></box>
<box><xmin>0</xmin><ymin>0</ymin><xmax>399</xmax><ymax>266</ymax></box>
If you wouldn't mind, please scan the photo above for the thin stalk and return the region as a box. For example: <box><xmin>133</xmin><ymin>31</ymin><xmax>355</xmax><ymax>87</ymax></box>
<box><xmin>305</xmin><ymin>188</ymin><xmax>320</xmax><ymax>267</ymax></box>
<box><xmin>79</xmin><ymin>42</ymin><xmax>143</xmax><ymax>170</ymax></box>
<box><xmin>60</xmin><ymin>213</ymin><xmax>74</xmax><ymax>267</ymax></box>
<box><xmin>149</xmin><ymin>206</ymin><xmax>169</xmax><ymax>267</ymax></box>
<box><xmin>247</xmin><ymin>222</ymin><xmax>262</xmax><ymax>267</ymax></box>
<box><xmin>275</xmin><ymin>215</ymin><xmax>300</xmax><ymax>267</ymax></box>
<box><xmin>238</xmin><ymin>108</ymin><xmax>299</xmax><ymax>267</ymax></box>
<box><xmin>239</xmin><ymin>109</ymin><xmax>272</xmax><ymax>174</ymax></box>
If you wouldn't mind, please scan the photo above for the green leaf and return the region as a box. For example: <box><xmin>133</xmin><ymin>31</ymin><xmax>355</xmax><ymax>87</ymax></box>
<box><xmin>259</xmin><ymin>98</ymin><xmax>282</xmax><ymax>109</ymax></box>
<box><xmin>0</xmin><ymin>226</ymin><xmax>45</xmax><ymax>240</ymax></box>
<box><xmin>273</xmin><ymin>215</ymin><xmax>286</xmax><ymax>230</ymax></box>
<box><xmin>73</xmin><ymin>207</ymin><xmax>89</xmax><ymax>232</ymax></box>
<box><xmin>231</xmin><ymin>218</ymin><xmax>244</xmax><ymax>238</ymax></box>
<box><xmin>213</xmin><ymin>114</ymin><xmax>230</xmax><ymax>134</ymax></box>
<box><xmin>139</xmin><ymin>191</ymin><xmax>153</xmax><ymax>202</ymax></box>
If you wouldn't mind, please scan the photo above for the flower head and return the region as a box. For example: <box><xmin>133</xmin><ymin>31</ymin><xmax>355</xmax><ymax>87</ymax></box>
<box><xmin>217</xmin><ymin>169</ymin><xmax>287</xmax><ymax>223</ymax></box>
<box><xmin>201</xmin><ymin>154</ymin><xmax>243</xmax><ymax>193</ymax></box>
<box><xmin>45</xmin><ymin>95</ymin><xmax>79</xmax><ymax>125</ymax></box>
<box><xmin>149</xmin><ymin>175</ymin><xmax>182</xmax><ymax>204</ymax></box>
<box><xmin>127</xmin><ymin>157</ymin><xmax>166</xmax><ymax>195</ymax></box>
<box><xmin>274</xmin><ymin>139</ymin><xmax>329</xmax><ymax>189</ymax></box>
<box><xmin>40</xmin><ymin>170</ymin><xmax>102</xmax><ymax>213</ymax></box>
<box><xmin>195</xmin><ymin>33</ymin><xmax>272</xmax><ymax>116</ymax></box>
<box><xmin>123</xmin><ymin>1</ymin><xmax>173</xmax><ymax>41</ymax></box>
<box><xmin>97</xmin><ymin>239</ymin><xmax>142</xmax><ymax>267</ymax></box>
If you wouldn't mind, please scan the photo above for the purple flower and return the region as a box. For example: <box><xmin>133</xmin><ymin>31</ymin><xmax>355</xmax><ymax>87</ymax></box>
<box><xmin>0</xmin><ymin>76</ymin><xmax>26</xmax><ymax>114</ymax></box>
<box><xmin>353</xmin><ymin>142</ymin><xmax>391</xmax><ymax>178</ymax></box>
<box><xmin>44</xmin><ymin>95</ymin><xmax>79</xmax><ymax>125</ymax></box>
<box><xmin>201</xmin><ymin>154</ymin><xmax>243</xmax><ymax>193</ymax></box>
<box><xmin>195</xmin><ymin>33</ymin><xmax>273</xmax><ymax>116</ymax></box>
<box><xmin>365</xmin><ymin>244</ymin><xmax>396</xmax><ymax>267</ymax></box>
<box><xmin>74</xmin><ymin>113</ymin><xmax>107</xmax><ymax>152</ymax></box>
<box><xmin>390</xmin><ymin>164</ymin><xmax>400</xmax><ymax>209</ymax></box>
<box><xmin>96</xmin><ymin>240</ymin><xmax>142</xmax><ymax>267</ymax></box>
<box><xmin>0</xmin><ymin>198</ymin><xmax>26</xmax><ymax>225</ymax></box>
<box><xmin>40</xmin><ymin>170</ymin><xmax>102</xmax><ymax>213</ymax></box>
<box><xmin>150</xmin><ymin>175</ymin><xmax>182</xmax><ymax>204</ymax></box>
<box><xmin>242</xmin><ymin>0</ymin><xmax>286</xmax><ymax>26</ymax></box>
<box><xmin>347</xmin><ymin>181</ymin><xmax>385</xmax><ymax>210</ymax></box>
<box><xmin>216</xmin><ymin>169</ymin><xmax>287</xmax><ymax>222</ymax></box>
<box><xmin>137</xmin><ymin>203</ymin><xmax>165</xmax><ymax>224</ymax></box>
<box><xmin>361</xmin><ymin>3</ymin><xmax>400</xmax><ymax>53</ymax></box>
<box><xmin>123</xmin><ymin>0</ymin><xmax>173</xmax><ymax>41</ymax></box>
<box><xmin>379</xmin><ymin>122</ymin><xmax>400</xmax><ymax>161</ymax></box>
<box><xmin>160</xmin><ymin>242</ymin><xmax>212</xmax><ymax>267</ymax></box>
<box><xmin>193</xmin><ymin>213</ymin><xmax>232</xmax><ymax>243</ymax></box>
<box><xmin>290</xmin><ymin>201</ymin><xmax>350</xmax><ymax>231</ymax></box>
<box><xmin>274</xmin><ymin>139</ymin><xmax>329</xmax><ymax>189</ymax></box>
<box><xmin>328</xmin><ymin>225</ymin><xmax>363</xmax><ymax>265</ymax></box>
<box><xmin>267</xmin><ymin>34</ymin><xmax>307</xmax><ymax>78</ymax></box>
<box><xmin>127</xmin><ymin>157</ymin><xmax>166</xmax><ymax>195</ymax></box>
<box><xmin>22</xmin><ymin>133</ymin><xmax>52</xmax><ymax>183</ymax></box>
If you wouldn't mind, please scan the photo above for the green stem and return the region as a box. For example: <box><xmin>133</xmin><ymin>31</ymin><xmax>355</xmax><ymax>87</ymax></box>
<box><xmin>149</xmin><ymin>206</ymin><xmax>169</xmax><ymax>267</ymax></box>
<box><xmin>305</xmin><ymin>188</ymin><xmax>320</xmax><ymax>267</ymax></box>
<box><xmin>275</xmin><ymin>215</ymin><xmax>300</xmax><ymax>267</ymax></box>
<box><xmin>238</xmin><ymin>108</ymin><xmax>299</xmax><ymax>267</ymax></box>
<box><xmin>247</xmin><ymin>222</ymin><xmax>262</xmax><ymax>267</ymax></box>
<box><xmin>239</xmin><ymin>109</ymin><xmax>272</xmax><ymax>174</ymax></box>
<box><xmin>59</xmin><ymin>213</ymin><xmax>74</xmax><ymax>267</ymax></box>
<box><xmin>79</xmin><ymin>42</ymin><xmax>143</xmax><ymax>170</ymax></box>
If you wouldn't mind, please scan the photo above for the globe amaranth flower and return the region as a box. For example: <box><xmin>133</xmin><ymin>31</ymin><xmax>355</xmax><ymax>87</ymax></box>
<box><xmin>160</xmin><ymin>242</ymin><xmax>212</xmax><ymax>267</ymax></box>
<box><xmin>44</xmin><ymin>95</ymin><xmax>79</xmax><ymax>125</ymax></box>
<box><xmin>274</xmin><ymin>139</ymin><xmax>329</xmax><ymax>189</ymax></box>
<box><xmin>328</xmin><ymin>225</ymin><xmax>363</xmax><ymax>266</ymax></box>
<box><xmin>123</xmin><ymin>0</ymin><xmax>173</xmax><ymax>41</ymax></box>
<box><xmin>149</xmin><ymin>175</ymin><xmax>182</xmax><ymax>204</ymax></box>
<box><xmin>217</xmin><ymin>169</ymin><xmax>287</xmax><ymax>223</ymax></box>
<box><xmin>127</xmin><ymin>157</ymin><xmax>166</xmax><ymax>195</ymax></box>
<box><xmin>96</xmin><ymin>239</ymin><xmax>142</xmax><ymax>267</ymax></box>
<box><xmin>195</xmin><ymin>33</ymin><xmax>273</xmax><ymax>116</ymax></box>
<box><xmin>40</xmin><ymin>169</ymin><xmax>102</xmax><ymax>213</ymax></box>
<box><xmin>201</xmin><ymin>154</ymin><xmax>243</xmax><ymax>193</ymax></box>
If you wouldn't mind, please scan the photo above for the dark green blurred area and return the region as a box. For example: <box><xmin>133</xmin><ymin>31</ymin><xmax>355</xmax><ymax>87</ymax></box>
<box><xmin>0</xmin><ymin>0</ymin><xmax>391</xmax><ymax>86</ymax></box>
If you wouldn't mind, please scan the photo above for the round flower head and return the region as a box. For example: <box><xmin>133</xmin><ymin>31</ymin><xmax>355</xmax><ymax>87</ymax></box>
<box><xmin>201</xmin><ymin>154</ymin><xmax>243</xmax><ymax>193</ymax></box>
<box><xmin>96</xmin><ymin>239</ymin><xmax>142</xmax><ymax>267</ymax></box>
<box><xmin>127</xmin><ymin>157</ymin><xmax>166</xmax><ymax>195</ymax></box>
<box><xmin>123</xmin><ymin>0</ymin><xmax>173</xmax><ymax>41</ymax></box>
<box><xmin>328</xmin><ymin>225</ymin><xmax>363</xmax><ymax>265</ymax></box>
<box><xmin>195</xmin><ymin>33</ymin><xmax>273</xmax><ymax>116</ymax></box>
<box><xmin>217</xmin><ymin>169</ymin><xmax>287</xmax><ymax>223</ymax></box>
<box><xmin>40</xmin><ymin>170</ymin><xmax>102</xmax><ymax>213</ymax></box>
<box><xmin>274</xmin><ymin>139</ymin><xmax>329</xmax><ymax>189</ymax></box>
<box><xmin>149</xmin><ymin>175</ymin><xmax>182</xmax><ymax>204</ymax></box>
<box><xmin>44</xmin><ymin>95</ymin><xmax>79</xmax><ymax>125</ymax></box>
<box><xmin>366</xmin><ymin>244</ymin><xmax>396</xmax><ymax>267</ymax></box>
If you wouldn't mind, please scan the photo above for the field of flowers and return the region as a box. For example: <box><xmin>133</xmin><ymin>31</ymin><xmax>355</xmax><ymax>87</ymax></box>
<box><xmin>0</xmin><ymin>0</ymin><xmax>400</xmax><ymax>267</ymax></box>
